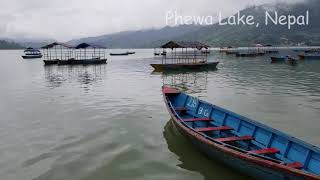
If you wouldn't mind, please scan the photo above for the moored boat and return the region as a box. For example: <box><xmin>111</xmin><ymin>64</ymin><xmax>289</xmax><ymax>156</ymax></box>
<box><xmin>110</xmin><ymin>52</ymin><xmax>129</xmax><ymax>56</ymax></box>
<box><xmin>271</xmin><ymin>56</ymin><xmax>286</xmax><ymax>63</ymax></box>
<box><xmin>236</xmin><ymin>52</ymin><xmax>259</xmax><ymax>57</ymax></box>
<box><xmin>150</xmin><ymin>41</ymin><xmax>219</xmax><ymax>72</ymax></box>
<box><xmin>150</xmin><ymin>62</ymin><xmax>219</xmax><ymax>71</ymax></box>
<box><xmin>22</xmin><ymin>47</ymin><xmax>42</xmax><ymax>59</ymax></box>
<box><xmin>127</xmin><ymin>51</ymin><xmax>135</xmax><ymax>55</ymax></box>
<box><xmin>162</xmin><ymin>86</ymin><xmax>320</xmax><ymax>179</ymax></box>
<box><xmin>266</xmin><ymin>50</ymin><xmax>279</xmax><ymax>54</ymax></box>
<box><xmin>298</xmin><ymin>54</ymin><xmax>320</xmax><ymax>60</ymax></box>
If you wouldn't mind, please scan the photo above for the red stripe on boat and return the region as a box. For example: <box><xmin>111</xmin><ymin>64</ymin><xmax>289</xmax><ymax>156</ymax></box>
<box><xmin>249</xmin><ymin>148</ymin><xmax>280</xmax><ymax>155</ymax></box>
<box><xmin>287</xmin><ymin>162</ymin><xmax>304</xmax><ymax>169</ymax></box>
<box><xmin>215</xmin><ymin>136</ymin><xmax>254</xmax><ymax>142</ymax></box>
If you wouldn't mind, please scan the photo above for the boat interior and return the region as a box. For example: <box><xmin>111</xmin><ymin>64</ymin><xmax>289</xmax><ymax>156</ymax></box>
<box><xmin>164</xmin><ymin>87</ymin><xmax>320</xmax><ymax>176</ymax></box>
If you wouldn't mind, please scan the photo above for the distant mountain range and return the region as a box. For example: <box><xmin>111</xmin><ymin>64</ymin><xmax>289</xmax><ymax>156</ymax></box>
<box><xmin>0</xmin><ymin>38</ymin><xmax>56</xmax><ymax>49</ymax></box>
<box><xmin>0</xmin><ymin>0</ymin><xmax>319</xmax><ymax>49</ymax></box>
<box><xmin>67</xmin><ymin>25</ymin><xmax>202</xmax><ymax>48</ymax></box>
<box><xmin>67</xmin><ymin>0</ymin><xmax>320</xmax><ymax>48</ymax></box>
<box><xmin>0</xmin><ymin>40</ymin><xmax>24</xmax><ymax>49</ymax></box>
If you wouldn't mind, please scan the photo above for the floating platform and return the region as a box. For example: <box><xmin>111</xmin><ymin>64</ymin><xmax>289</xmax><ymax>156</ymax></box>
<box><xmin>150</xmin><ymin>62</ymin><xmax>219</xmax><ymax>72</ymax></box>
<box><xmin>236</xmin><ymin>52</ymin><xmax>265</xmax><ymax>57</ymax></box>
<box><xmin>44</xmin><ymin>59</ymin><xmax>107</xmax><ymax>65</ymax></box>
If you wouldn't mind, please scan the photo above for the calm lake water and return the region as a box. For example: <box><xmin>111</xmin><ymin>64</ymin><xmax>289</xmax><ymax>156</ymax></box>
<box><xmin>0</xmin><ymin>49</ymin><xmax>319</xmax><ymax>180</ymax></box>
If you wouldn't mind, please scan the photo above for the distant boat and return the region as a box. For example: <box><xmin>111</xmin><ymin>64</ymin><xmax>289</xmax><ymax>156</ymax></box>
<box><xmin>110</xmin><ymin>52</ymin><xmax>129</xmax><ymax>56</ymax></box>
<box><xmin>127</xmin><ymin>51</ymin><xmax>135</xmax><ymax>55</ymax></box>
<box><xmin>201</xmin><ymin>50</ymin><xmax>210</xmax><ymax>54</ymax></box>
<box><xmin>162</xmin><ymin>86</ymin><xmax>320</xmax><ymax>179</ymax></box>
<box><xmin>225</xmin><ymin>51</ymin><xmax>239</xmax><ymax>55</ymax></box>
<box><xmin>161</xmin><ymin>51</ymin><xmax>167</xmax><ymax>56</ymax></box>
<box><xmin>271</xmin><ymin>56</ymin><xmax>297</xmax><ymax>65</ymax></box>
<box><xmin>22</xmin><ymin>47</ymin><xmax>42</xmax><ymax>59</ymax></box>
<box><xmin>266</xmin><ymin>50</ymin><xmax>279</xmax><ymax>54</ymax></box>
<box><xmin>298</xmin><ymin>54</ymin><xmax>320</xmax><ymax>60</ymax></box>
<box><xmin>271</xmin><ymin>56</ymin><xmax>287</xmax><ymax>63</ymax></box>
<box><xmin>236</xmin><ymin>52</ymin><xmax>264</xmax><ymax>57</ymax></box>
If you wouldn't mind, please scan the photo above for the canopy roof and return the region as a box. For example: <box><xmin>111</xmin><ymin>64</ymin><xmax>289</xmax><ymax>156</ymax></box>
<box><xmin>41</xmin><ymin>42</ymin><xmax>74</xmax><ymax>49</ymax></box>
<box><xmin>161</xmin><ymin>41</ymin><xmax>209</xmax><ymax>50</ymax></box>
<box><xmin>75</xmin><ymin>43</ymin><xmax>106</xmax><ymax>49</ymax></box>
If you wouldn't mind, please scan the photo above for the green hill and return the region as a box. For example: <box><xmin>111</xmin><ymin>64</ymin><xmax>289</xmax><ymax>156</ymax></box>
<box><xmin>0</xmin><ymin>40</ymin><xmax>24</xmax><ymax>49</ymax></box>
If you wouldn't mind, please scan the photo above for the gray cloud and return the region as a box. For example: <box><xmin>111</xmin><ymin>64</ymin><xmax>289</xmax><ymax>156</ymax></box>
<box><xmin>0</xmin><ymin>0</ymin><xmax>304</xmax><ymax>41</ymax></box>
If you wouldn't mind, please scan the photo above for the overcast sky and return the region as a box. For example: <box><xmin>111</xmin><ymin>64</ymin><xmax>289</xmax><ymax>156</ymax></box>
<box><xmin>0</xmin><ymin>0</ymin><xmax>303</xmax><ymax>41</ymax></box>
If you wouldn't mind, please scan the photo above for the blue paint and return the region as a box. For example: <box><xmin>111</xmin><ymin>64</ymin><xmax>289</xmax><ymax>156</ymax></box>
<box><xmin>165</xmin><ymin>90</ymin><xmax>320</xmax><ymax>177</ymax></box>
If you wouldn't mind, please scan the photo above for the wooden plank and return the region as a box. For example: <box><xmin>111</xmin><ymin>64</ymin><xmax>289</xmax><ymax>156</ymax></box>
<box><xmin>287</xmin><ymin>162</ymin><xmax>303</xmax><ymax>169</ymax></box>
<box><xmin>183</xmin><ymin>118</ymin><xmax>211</xmax><ymax>122</ymax></box>
<box><xmin>249</xmin><ymin>148</ymin><xmax>280</xmax><ymax>155</ymax></box>
<box><xmin>215</xmin><ymin>135</ymin><xmax>254</xmax><ymax>143</ymax></box>
<box><xmin>196</xmin><ymin>126</ymin><xmax>234</xmax><ymax>132</ymax></box>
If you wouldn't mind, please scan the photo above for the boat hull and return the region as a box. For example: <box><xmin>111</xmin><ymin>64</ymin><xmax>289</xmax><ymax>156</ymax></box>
<box><xmin>298</xmin><ymin>55</ymin><xmax>320</xmax><ymax>60</ymax></box>
<box><xmin>43</xmin><ymin>59</ymin><xmax>107</xmax><ymax>65</ymax></box>
<box><xmin>22</xmin><ymin>55</ymin><xmax>43</xmax><ymax>59</ymax></box>
<box><xmin>43</xmin><ymin>60</ymin><xmax>59</xmax><ymax>65</ymax></box>
<box><xmin>236</xmin><ymin>52</ymin><xmax>265</xmax><ymax>57</ymax></box>
<box><xmin>150</xmin><ymin>62</ymin><xmax>219</xmax><ymax>72</ymax></box>
<box><xmin>57</xmin><ymin>59</ymin><xmax>107</xmax><ymax>65</ymax></box>
<box><xmin>110</xmin><ymin>53</ymin><xmax>129</xmax><ymax>56</ymax></box>
<box><xmin>271</xmin><ymin>57</ymin><xmax>285</xmax><ymax>63</ymax></box>
<box><xmin>170</xmin><ymin>118</ymin><xmax>306</xmax><ymax>180</ymax></box>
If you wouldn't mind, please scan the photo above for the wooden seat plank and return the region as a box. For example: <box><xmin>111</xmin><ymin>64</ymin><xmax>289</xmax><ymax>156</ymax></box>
<box><xmin>249</xmin><ymin>148</ymin><xmax>280</xmax><ymax>155</ymax></box>
<box><xmin>215</xmin><ymin>135</ymin><xmax>254</xmax><ymax>142</ymax></box>
<box><xmin>196</xmin><ymin>126</ymin><xmax>233</xmax><ymax>132</ymax></box>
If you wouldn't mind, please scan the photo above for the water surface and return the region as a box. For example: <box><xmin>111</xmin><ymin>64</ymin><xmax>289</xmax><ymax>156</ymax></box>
<box><xmin>0</xmin><ymin>49</ymin><xmax>319</xmax><ymax>180</ymax></box>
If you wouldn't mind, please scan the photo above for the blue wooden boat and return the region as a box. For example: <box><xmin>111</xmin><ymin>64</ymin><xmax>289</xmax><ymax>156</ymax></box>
<box><xmin>162</xmin><ymin>86</ymin><xmax>320</xmax><ymax>179</ymax></box>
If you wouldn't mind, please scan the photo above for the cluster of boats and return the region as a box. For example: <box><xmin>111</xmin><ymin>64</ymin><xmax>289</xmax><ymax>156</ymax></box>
<box><xmin>22</xmin><ymin>42</ymin><xmax>137</xmax><ymax>65</ymax></box>
<box><xmin>220</xmin><ymin>46</ymin><xmax>320</xmax><ymax>65</ymax></box>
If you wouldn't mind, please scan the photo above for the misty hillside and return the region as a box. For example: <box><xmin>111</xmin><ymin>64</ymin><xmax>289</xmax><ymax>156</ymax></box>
<box><xmin>68</xmin><ymin>0</ymin><xmax>320</xmax><ymax>48</ymax></box>
<box><xmin>68</xmin><ymin>25</ymin><xmax>202</xmax><ymax>48</ymax></box>
<box><xmin>176</xmin><ymin>0</ymin><xmax>320</xmax><ymax>46</ymax></box>
<box><xmin>0</xmin><ymin>40</ymin><xmax>24</xmax><ymax>49</ymax></box>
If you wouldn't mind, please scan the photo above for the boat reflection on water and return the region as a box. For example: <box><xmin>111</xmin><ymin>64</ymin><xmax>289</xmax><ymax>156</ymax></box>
<box><xmin>163</xmin><ymin>120</ymin><xmax>251</xmax><ymax>180</ymax></box>
<box><xmin>153</xmin><ymin>70</ymin><xmax>211</xmax><ymax>94</ymax></box>
<box><xmin>44</xmin><ymin>64</ymin><xmax>107</xmax><ymax>91</ymax></box>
